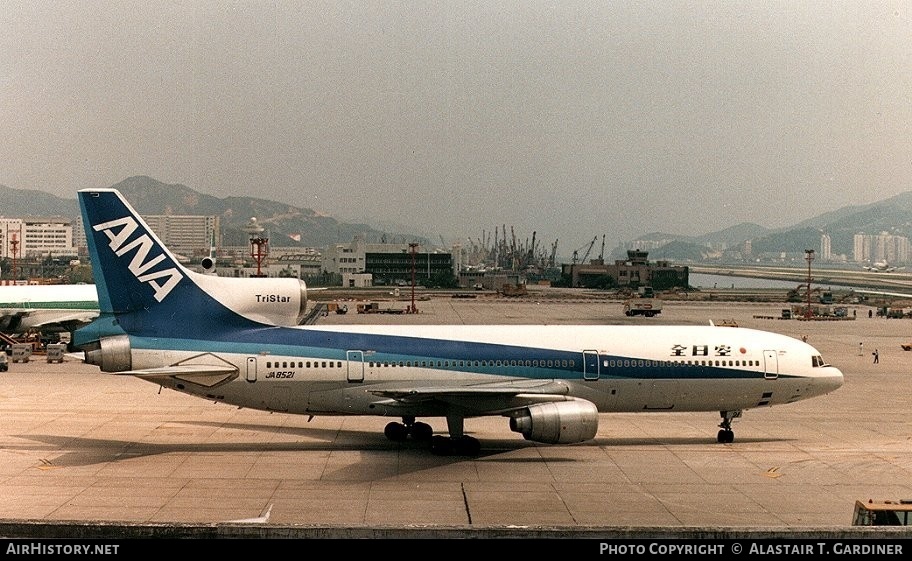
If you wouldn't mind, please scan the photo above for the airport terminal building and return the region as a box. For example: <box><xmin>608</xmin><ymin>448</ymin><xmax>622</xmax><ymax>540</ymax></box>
<box><xmin>323</xmin><ymin>237</ymin><xmax>454</xmax><ymax>286</ymax></box>
<box><xmin>562</xmin><ymin>249</ymin><xmax>689</xmax><ymax>290</ymax></box>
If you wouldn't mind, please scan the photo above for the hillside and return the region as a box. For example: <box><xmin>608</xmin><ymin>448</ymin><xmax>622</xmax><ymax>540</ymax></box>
<box><xmin>1</xmin><ymin>177</ymin><xmax>427</xmax><ymax>248</ymax></box>
<box><xmin>110</xmin><ymin>177</ymin><xmax>417</xmax><ymax>247</ymax></box>
<box><xmin>633</xmin><ymin>193</ymin><xmax>912</xmax><ymax>261</ymax></box>
<box><xmin>0</xmin><ymin>184</ymin><xmax>75</xmax><ymax>217</ymax></box>
<box><xmin>4</xmin><ymin>178</ymin><xmax>912</xmax><ymax>260</ymax></box>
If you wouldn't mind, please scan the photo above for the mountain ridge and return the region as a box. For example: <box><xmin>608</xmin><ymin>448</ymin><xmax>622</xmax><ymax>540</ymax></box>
<box><xmin>1</xmin><ymin>176</ymin><xmax>427</xmax><ymax>248</ymax></box>
<box><xmin>2</xmin><ymin>178</ymin><xmax>911</xmax><ymax>259</ymax></box>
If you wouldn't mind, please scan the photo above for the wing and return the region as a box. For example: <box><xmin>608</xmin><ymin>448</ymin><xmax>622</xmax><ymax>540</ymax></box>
<box><xmin>0</xmin><ymin>309</ymin><xmax>98</xmax><ymax>332</ymax></box>
<box><xmin>368</xmin><ymin>379</ymin><xmax>579</xmax><ymax>415</ymax></box>
<box><xmin>0</xmin><ymin>311</ymin><xmax>24</xmax><ymax>331</ymax></box>
<box><xmin>31</xmin><ymin>311</ymin><xmax>99</xmax><ymax>327</ymax></box>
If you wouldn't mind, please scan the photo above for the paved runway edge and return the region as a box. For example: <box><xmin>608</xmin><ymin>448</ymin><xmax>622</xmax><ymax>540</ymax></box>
<box><xmin>1</xmin><ymin>520</ymin><xmax>910</xmax><ymax>539</ymax></box>
<box><xmin>3</xmin><ymin>298</ymin><xmax>911</xmax><ymax>534</ymax></box>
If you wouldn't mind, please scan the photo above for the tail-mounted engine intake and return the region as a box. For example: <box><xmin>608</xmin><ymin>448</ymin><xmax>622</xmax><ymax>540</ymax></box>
<box><xmin>83</xmin><ymin>334</ymin><xmax>132</xmax><ymax>372</ymax></box>
<box><xmin>509</xmin><ymin>400</ymin><xmax>599</xmax><ymax>444</ymax></box>
<box><xmin>200</xmin><ymin>256</ymin><xmax>217</xmax><ymax>274</ymax></box>
<box><xmin>190</xmin><ymin>274</ymin><xmax>309</xmax><ymax>326</ymax></box>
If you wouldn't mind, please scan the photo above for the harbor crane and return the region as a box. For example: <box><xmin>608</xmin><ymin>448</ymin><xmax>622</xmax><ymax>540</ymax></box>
<box><xmin>572</xmin><ymin>236</ymin><xmax>598</xmax><ymax>265</ymax></box>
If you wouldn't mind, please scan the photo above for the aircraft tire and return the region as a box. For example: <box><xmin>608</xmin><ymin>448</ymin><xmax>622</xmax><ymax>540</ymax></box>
<box><xmin>431</xmin><ymin>435</ymin><xmax>481</xmax><ymax>456</ymax></box>
<box><xmin>456</xmin><ymin>436</ymin><xmax>481</xmax><ymax>456</ymax></box>
<box><xmin>411</xmin><ymin>421</ymin><xmax>433</xmax><ymax>441</ymax></box>
<box><xmin>430</xmin><ymin>435</ymin><xmax>453</xmax><ymax>455</ymax></box>
<box><xmin>384</xmin><ymin>422</ymin><xmax>408</xmax><ymax>441</ymax></box>
<box><xmin>717</xmin><ymin>429</ymin><xmax>734</xmax><ymax>444</ymax></box>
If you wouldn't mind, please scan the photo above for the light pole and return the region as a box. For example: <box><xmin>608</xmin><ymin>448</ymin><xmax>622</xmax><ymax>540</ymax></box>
<box><xmin>9</xmin><ymin>233</ymin><xmax>19</xmax><ymax>281</ymax></box>
<box><xmin>804</xmin><ymin>249</ymin><xmax>815</xmax><ymax>319</ymax></box>
<box><xmin>408</xmin><ymin>243</ymin><xmax>418</xmax><ymax>314</ymax></box>
<box><xmin>245</xmin><ymin>217</ymin><xmax>269</xmax><ymax>278</ymax></box>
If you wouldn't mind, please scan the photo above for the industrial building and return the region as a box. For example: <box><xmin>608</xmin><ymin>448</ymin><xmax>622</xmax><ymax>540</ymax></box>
<box><xmin>0</xmin><ymin>217</ymin><xmax>75</xmax><ymax>259</ymax></box>
<box><xmin>323</xmin><ymin>236</ymin><xmax>454</xmax><ymax>286</ymax></box>
<box><xmin>342</xmin><ymin>272</ymin><xmax>373</xmax><ymax>288</ymax></box>
<box><xmin>273</xmin><ymin>252</ymin><xmax>323</xmax><ymax>277</ymax></box>
<box><xmin>457</xmin><ymin>269</ymin><xmax>523</xmax><ymax>291</ymax></box>
<box><xmin>561</xmin><ymin>249</ymin><xmax>688</xmax><ymax>291</ymax></box>
<box><xmin>141</xmin><ymin>215</ymin><xmax>221</xmax><ymax>260</ymax></box>
<box><xmin>74</xmin><ymin>214</ymin><xmax>221</xmax><ymax>262</ymax></box>
<box><xmin>364</xmin><ymin>251</ymin><xmax>453</xmax><ymax>286</ymax></box>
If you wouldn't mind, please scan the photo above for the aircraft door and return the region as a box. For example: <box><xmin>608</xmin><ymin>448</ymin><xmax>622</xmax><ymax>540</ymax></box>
<box><xmin>763</xmin><ymin>350</ymin><xmax>778</xmax><ymax>380</ymax></box>
<box><xmin>583</xmin><ymin>350</ymin><xmax>599</xmax><ymax>380</ymax></box>
<box><xmin>246</xmin><ymin>357</ymin><xmax>257</xmax><ymax>383</ymax></box>
<box><xmin>646</xmin><ymin>380</ymin><xmax>679</xmax><ymax>409</ymax></box>
<box><xmin>346</xmin><ymin>350</ymin><xmax>364</xmax><ymax>383</ymax></box>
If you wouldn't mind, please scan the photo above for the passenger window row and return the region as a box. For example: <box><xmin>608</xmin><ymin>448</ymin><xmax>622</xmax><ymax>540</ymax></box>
<box><xmin>266</xmin><ymin>361</ymin><xmax>342</xmax><ymax>369</ymax></box>
<box><xmin>368</xmin><ymin>359</ymin><xmax>576</xmax><ymax>368</ymax></box>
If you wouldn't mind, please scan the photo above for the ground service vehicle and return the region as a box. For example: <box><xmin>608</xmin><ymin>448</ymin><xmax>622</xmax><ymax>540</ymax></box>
<box><xmin>624</xmin><ymin>298</ymin><xmax>662</xmax><ymax>317</ymax></box>
<box><xmin>852</xmin><ymin>499</ymin><xmax>912</xmax><ymax>526</ymax></box>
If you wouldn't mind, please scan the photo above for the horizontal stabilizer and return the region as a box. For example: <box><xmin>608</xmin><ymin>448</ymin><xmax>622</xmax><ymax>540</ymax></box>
<box><xmin>112</xmin><ymin>364</ymin><xmax>238</xmax><ymax>387</ymax></box>
<box><xmin>114</xmin><ymin>364</ymin><xmax>238</xmax><ymax>377</ymax></box>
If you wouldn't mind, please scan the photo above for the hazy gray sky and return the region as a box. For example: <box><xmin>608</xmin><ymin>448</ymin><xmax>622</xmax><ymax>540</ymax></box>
<box><xmin>3</xmin><ymin>1</ymin><xmax>911</xmax><ymax>250</ymax></box>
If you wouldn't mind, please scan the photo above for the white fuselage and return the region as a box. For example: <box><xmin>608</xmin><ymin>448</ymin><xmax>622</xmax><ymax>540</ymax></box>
<box><xmin>131</xmin><ymin>324</ymin><xmax>844</xmax><ymax>418</ymax></box>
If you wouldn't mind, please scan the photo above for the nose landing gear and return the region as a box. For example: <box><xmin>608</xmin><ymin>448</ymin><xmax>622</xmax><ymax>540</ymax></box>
<box><xmin>717</xmin><ymin>410</ymin><xmax>742</xmax><ymax>443</ymax></box>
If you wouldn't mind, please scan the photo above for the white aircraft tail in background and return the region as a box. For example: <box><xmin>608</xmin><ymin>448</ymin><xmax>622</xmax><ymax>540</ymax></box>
<box><xmin>74</xmin><ymin>189</ymin><xmax>844</xmax><ymax>455</ymax></box>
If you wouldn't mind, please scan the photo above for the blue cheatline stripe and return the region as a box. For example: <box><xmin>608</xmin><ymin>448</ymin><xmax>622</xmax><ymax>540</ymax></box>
<box><xmin>128</xmin><ymin>331</ymin><xmax>783</xmax><ymax>382</ymax></box>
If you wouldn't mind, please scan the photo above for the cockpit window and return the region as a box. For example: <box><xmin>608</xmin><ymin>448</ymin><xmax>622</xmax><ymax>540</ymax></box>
<box><xmin>811</xmin><ymin>355</ymin><xmax>829</xmax><ymax>367</ymax></box>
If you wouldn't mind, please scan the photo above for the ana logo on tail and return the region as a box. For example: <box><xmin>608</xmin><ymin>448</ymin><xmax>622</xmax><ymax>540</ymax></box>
<box><xmin>93</xmin><ymin>216</ymin><xmax>184</xmax><ymax>302</ymax></box>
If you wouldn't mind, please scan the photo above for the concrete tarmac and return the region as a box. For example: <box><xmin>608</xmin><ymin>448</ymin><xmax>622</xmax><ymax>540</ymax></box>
<box><xmin>1</xmin><ymin>294</ymin><xmax>910</xmax><ymax>537</ymax></box>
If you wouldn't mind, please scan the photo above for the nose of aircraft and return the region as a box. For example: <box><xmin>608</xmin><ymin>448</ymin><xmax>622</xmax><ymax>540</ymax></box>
<box><xmin>817</xmin><ymin>366</ymin><xmax>845</xmax><ymax>394</ymax></box>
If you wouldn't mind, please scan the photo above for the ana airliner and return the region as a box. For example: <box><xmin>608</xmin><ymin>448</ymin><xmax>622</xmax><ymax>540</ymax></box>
<box><xmin>74</xmin><ymin>189</ymin><xmax>844</xmax><ymax>455</ymax></box>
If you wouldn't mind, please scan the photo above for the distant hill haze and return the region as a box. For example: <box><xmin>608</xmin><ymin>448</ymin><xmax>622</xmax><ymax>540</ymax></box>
<box><xmin>0</xmin><ymin>176</ymin><xmax>426</xmax><ymax>248</ymax></box>
<box><xmin>612</xmin><ymin>192</ymin><xmax>912</xmax><ymax>261</ymax></box>
<box><xmin>2</xmin><ymin>177</ymin><xmax>911</xmax><ymax>259</ymax></box>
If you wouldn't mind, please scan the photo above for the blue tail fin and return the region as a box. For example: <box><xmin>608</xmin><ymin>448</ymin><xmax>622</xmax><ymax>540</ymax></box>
<box><xmin>78</xmin><ymin>189</ymin><xmax>253</xmax><ymax>338</ymax></box>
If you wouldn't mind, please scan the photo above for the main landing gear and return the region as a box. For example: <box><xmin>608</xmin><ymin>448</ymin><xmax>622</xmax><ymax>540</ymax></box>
<box><xmin>430</xmin><ymin>435</ymin><xmax>480</xmax><ymax>456</ymax></box>
<box><xmin>383</xmin><ymin>414</ymin><xmax>481</xmax><ymax>456</ymax></box>
<box><xmin>717</xmin><ymin>410</ymin><xmax>742</xmax><ymax>444</ymax></box>
<box><xmin>384</xmin><ymin>416</ymin><xmax>433</xmax><ymax>441</ymax></box>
